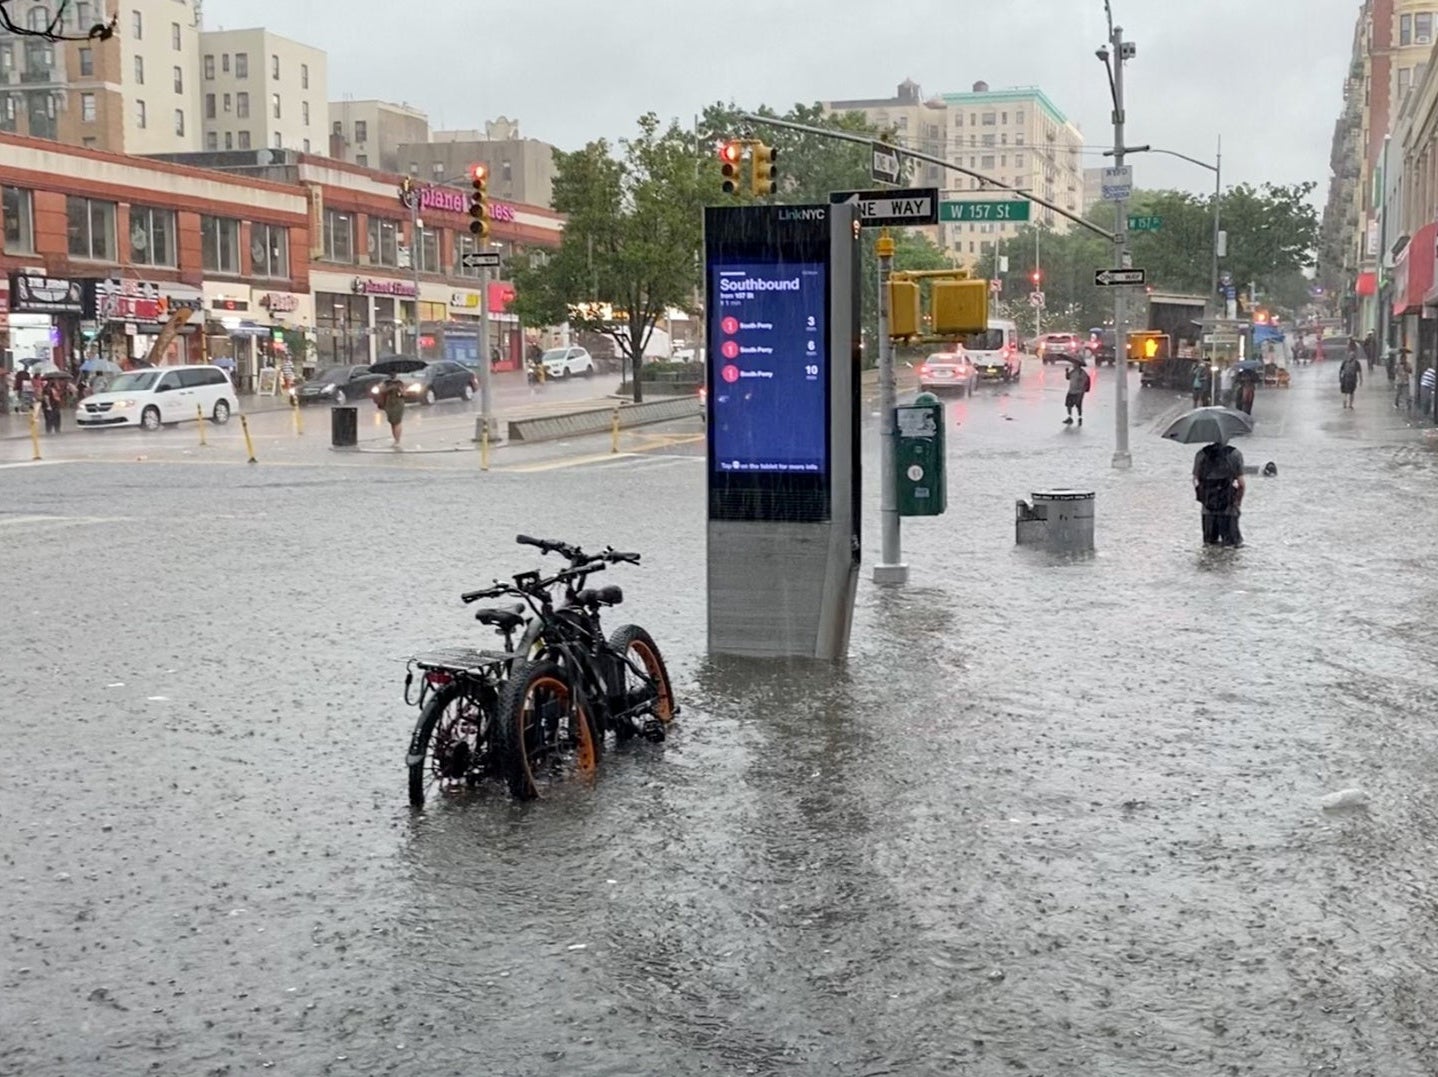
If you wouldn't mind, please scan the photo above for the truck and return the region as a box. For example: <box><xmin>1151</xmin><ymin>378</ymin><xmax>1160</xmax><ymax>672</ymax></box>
<box><xmin>1136</xmin><ymin>292</ymin><xmax>1207</xmax><ymax>389</ymax></box>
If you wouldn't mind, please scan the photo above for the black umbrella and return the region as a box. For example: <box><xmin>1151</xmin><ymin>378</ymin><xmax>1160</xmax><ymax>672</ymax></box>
<box><xmin>39</xmin><ymin>369</ymin><xmax>73</xmax><ymax>380</ymax></box>
<box><xmin>371</xmin><ymin>355</ymin><xmax>426</xmax><ymax>376</ymax></box>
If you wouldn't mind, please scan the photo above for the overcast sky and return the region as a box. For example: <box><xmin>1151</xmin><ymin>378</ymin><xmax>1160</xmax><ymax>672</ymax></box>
<box><xmin>204</xmin><ymin>0</ymin><xmax>1355</xmax><ymax>202</ymax></box>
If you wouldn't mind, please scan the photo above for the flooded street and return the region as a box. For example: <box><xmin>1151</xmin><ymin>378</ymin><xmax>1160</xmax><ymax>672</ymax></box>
<box><xmin>4</xmin><ymin>364</ymin><xmax>1438</xmax><ymax>1076</ymax></box>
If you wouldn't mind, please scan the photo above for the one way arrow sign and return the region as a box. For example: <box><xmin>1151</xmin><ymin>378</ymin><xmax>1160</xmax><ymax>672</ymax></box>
<box><xmin>871</xmin><ymin>142</ymin><xmax>902</xmax><ymax>185</ymax></box>
<box><xmin>829</xmin><ymin>187</ymin><xmax>940</xmax><ymax>227</ymax></box>
<box><xmin>1094</xmin><ymin>267</ymin><xmax>1146</xmax><ymax>287</ymax></box>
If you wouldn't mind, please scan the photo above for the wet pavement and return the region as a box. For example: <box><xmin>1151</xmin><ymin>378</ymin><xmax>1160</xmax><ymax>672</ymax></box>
<box><xmin>4</xmin><ymin>359</ymin><xmax>1438</xmax><ymax>1076</ymax></box>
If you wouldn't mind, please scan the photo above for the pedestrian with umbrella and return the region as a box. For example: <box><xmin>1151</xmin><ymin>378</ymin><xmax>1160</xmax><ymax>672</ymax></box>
<box><xmin>39</xmin><ymin>371</ymin><xmax>70</xmax><ymax>434</ymax></box>
<box><xmin>1339</xmin><ymin>348</ymin><xmax>1363</xmax><ymax>409</ymax></box>
<box><xmin>370</xmin><ymin>356</ymin><xmax>423</xmax><ymax>449</ymax></box>
<box><xmin>1162</xmin><ymin>406</ymin><xmax>1254</xmax><ymax>547</ymax></box>
<box><xmin>1062</xmin><ymin>356</ymin><xmax>1090</xmax><ymax>426</ymax></box>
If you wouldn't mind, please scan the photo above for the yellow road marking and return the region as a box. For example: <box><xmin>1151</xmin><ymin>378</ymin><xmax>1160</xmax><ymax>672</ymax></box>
<box><xmin>502</xmin><ymin>451</ymin><xmax>640</xmax><ymax>473</ymax></box>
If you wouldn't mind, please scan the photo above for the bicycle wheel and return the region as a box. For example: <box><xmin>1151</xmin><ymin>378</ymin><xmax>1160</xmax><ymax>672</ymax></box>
<box><xmin>497</xmin><ymin>660</ymin><xmax>599</xmax><ymax>800</ymax></box>
<box><xmin>607</xmin><ymin>624</ymin><xmax>675</xmax><ymax>741</ymax></box>
<box><xmin>407</xmin><ymin>680</ymin><xmax>495</xmax><ymax>807</ymax></box>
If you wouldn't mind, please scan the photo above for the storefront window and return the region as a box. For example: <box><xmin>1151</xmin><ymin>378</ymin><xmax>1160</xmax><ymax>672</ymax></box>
<box><xmin>129</xmin><ymin>205</ymin><xmax>176</xmax><ymax>266</ymax></box>
<box><xmin>252</xmin><ymin>223</ymin><xmax>289</xmax><ymax>278</ymax></box>
<box><xmin>202</xmin><ymin>216</ymin><xmax>240</xmax><ymax>273</ymax></box>
<box><xmin>66</xmin><ymin>195</ymin><xmax>115</xmax><ymax>260</ymax></box>
<box><xmin>367</xmin><ymin>217</ymin><xmax>400</xmax><ymax>266</ymax></box>
<box><xmin>417</xmin><ymin>227</ymin><xmax>440</xmax><ymax>273</ymax></box>
<box><xmin>323</xmin><ymin>208</ymin><xmax>354</xmax><ymax>263</ymax></box>
<box><xmin>3</xmin><ymin>186</ymin><xmax>35</xmax><ymax>253</ymax></box>
<box><xmin>316</xmin><ymin>292</ymin><xmax>368</xmax><ymax>366</ymax></box>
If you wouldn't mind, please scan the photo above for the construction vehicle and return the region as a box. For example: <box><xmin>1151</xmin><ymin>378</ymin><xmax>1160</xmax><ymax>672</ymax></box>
<box><xmin>1136</xmin><ymin>292</ymin><xmax>1207</xmax><ymax>389</ymax></box>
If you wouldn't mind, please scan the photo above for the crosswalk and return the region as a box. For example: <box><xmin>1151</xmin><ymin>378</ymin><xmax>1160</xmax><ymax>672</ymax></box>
<box><xmin>500</xmin><ymin>452</ymin><xmax>702</xmax><ymax>475</ymax></box>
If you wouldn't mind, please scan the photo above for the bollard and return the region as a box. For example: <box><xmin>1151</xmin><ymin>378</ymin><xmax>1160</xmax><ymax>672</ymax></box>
<box><xmin>480</xmin><ymin>422</ymin><xmax>490</xmax><ymax>471</ymax></box>
<box><xmin>195</xmin><ymin>404</ymin><xmax>208</xmax><ymax>447</ymax></box>
<box><xmin>291</xmin><ymin>394</ymin><xmax>303</xmax><ymax>436</ymax></box>
<box><xmin>29</xmin><ymin>405</ymin><xmax>40</xmax><ymax>461</ymax></box>
<box><xmin>611</xmin><ymin>405</ymin><xmax>620</xmax><ymax>454</ymax></box>
<box><xmin>239</xmin><ymin>413</ymin><xmax>258</xmax><ymax>464</ymax></box>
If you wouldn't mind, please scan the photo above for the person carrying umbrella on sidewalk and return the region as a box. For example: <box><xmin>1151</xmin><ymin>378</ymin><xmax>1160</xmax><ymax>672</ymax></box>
<box><xmin>1063</xmin><ymin>358</ymin><xmax>1090</xmax><ymax>426</ymax></box>
<box><xmin>1339</xmin><ymin>349</ymin><xmax>1363</xmax><ymax>409</ymax></box>
<box><xmin>1162</xmin><ymin>406</ymin><xmax>1254</xmax><ymax>548</ymax></box>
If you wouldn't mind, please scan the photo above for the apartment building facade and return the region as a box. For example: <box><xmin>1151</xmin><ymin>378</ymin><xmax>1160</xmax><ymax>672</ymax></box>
<box><xmin>199</xmin><ymin>29</ymin><xmax>327</xmax><ymax>154</ymax></box>
<box><xmin>328</xmin><ymin>98</ymin><xmax>428</xmax><ymax>173</ymax></box>
<box><xmin>399</xmin><ymin>118</ymin><xmax>559</xmax><ymax>207</ymax></box>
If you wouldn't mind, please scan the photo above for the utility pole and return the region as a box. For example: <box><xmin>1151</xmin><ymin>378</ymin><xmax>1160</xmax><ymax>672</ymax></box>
<box><xmin>408</xmin><ymin>188</ymin><xmax>422</xmax><ymax>354</ymax></box>
<box><xmin>873</xmin><ymin>229</ymin><xmax>907</xmax><ymax>585</ymax></box>
<box><xmin>1034</xmin><ymin>228</ymin><xmax>1042</xmax><ymax>341</ymax></box>
<box><xmin>1105</xmin><ymin>17</ymin><xmax>1134</xmax><ymax>470</ymax></box>
<box><xmin>1211</xmin><ymin>135</ymin><xmax>1222</xmax><ymax>318</ymax></box>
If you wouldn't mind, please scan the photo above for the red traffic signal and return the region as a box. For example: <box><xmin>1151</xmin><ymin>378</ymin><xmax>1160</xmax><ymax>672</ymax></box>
<box><xmin>469</xmin><ymin>163</ymin><xmax>489</xmax><ymax>186</ymax></box>
<box><xmin>719</xmin><ymin>141</ymin><xmax>742</xmax><ymax>196</ymax></box>
<box><xmin>718</xmin><ymin>141</ymin><xmax>741</xmax><ymax>165</ymax></box>
<box><xmin>1030</xmin><ymin>270</ymin><xmax>1042</xmax><ymax>286</ymax></box>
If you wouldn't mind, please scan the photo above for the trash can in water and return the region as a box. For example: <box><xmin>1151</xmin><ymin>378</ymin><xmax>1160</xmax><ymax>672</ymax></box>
<box><xmin>331</xmin><ymin>405</ymin><xmax>358</xmax><ymax>448</ymax></box>
<box><xmin>1015</xmin><ymin>488</ymin><xmax>1095</xmax><ymax>553</ymax></box>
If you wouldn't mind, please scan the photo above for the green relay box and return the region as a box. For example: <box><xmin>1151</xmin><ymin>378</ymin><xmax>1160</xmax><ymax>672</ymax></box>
<box><xmin>895</xmin><ymin>393</ymin><xmax>947</xmax><ymax>517</ymax></box>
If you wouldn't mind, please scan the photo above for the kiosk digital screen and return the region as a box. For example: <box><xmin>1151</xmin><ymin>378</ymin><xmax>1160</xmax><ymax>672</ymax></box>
<box><xmin>709</xmin><ymin>262</ymin><xmax>828</xmax><ymax>475</ymax></box>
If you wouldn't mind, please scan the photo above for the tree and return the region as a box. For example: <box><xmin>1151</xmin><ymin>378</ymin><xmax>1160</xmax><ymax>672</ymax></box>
<box><xmin>509</xmin><ymin>114</ymin><xmax>705</xmax><ymax>402</ymax></box>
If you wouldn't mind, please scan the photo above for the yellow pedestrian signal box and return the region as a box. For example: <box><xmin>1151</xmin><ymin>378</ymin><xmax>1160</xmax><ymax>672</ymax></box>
<box><xmin>931</xmin><ymin>279</ymin><xmax>988</xmax><ymax>335</ymax></box>
<box><xmin>1128</xmin><ymin>331</ymin><xmax>1169</xmax><ymax>363</ymax></box>
<box><xmin>896</xmin><ymin>393</ymin><xmax>947</xmax><ymax>517</ymax></box>
<box><xmin>888</xmin><ymin>280</ymin><xmax>921</xmax><ymax>338</ymax></box>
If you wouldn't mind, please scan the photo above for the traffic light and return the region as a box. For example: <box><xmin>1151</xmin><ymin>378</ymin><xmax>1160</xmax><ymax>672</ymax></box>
<box><xmin>1030</xmin><ymin>269</ymin><xmax>1042</xmax><ymax>287</ymax></box>
<box><xmin>719</xmin><ymin>141</ymin><xmax>742</xmax><ymax>196</ymax></box>
<box><xmin>750</xmin><ymin>141</ymin><xmax>778</xmax><ymax>196</ymax></box>
<box><xmin>468</xmin><ymin>163</ymin><xmax>490</xmax><ymax>239</ymax></box>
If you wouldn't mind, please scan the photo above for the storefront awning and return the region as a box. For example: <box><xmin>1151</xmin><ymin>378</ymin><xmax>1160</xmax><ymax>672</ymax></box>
<box><xmin>1398</xmin><ymin>223</ymin><xmax>1438</xmax><ymax>315</ymax></box>
<box><xmin>1356</xmin><ymin>271</ymin><xmax>1378</xmax><ymax>297</ymax></box>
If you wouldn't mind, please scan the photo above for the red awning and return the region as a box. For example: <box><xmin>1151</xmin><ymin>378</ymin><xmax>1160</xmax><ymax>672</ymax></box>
<box><xmin>1397</xmin><ymin>223</ymin><xmax>1438</xmax><ymax>315</ymax></box>
<box><xmin>1356</xmin><ymin>271</ymin><xmax>1378</xmax><ymax>297</ymax></box>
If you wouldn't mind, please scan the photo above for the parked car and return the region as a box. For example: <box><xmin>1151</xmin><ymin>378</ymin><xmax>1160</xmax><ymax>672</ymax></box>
<box><xmin>294</xmin><ymin>364</ymin><xmax>384</xmax><ymax>406</ymax></box>
<box><xmin>963</xmin><ymin>319</ymin><xmax>1023</xmax><ymax>382</ymax></box>
<box><xmin>1038</xmin><ymin>332</ymin><xmax>1082</xmax><ymax>364</ymax></box>
<box><xmin>916</xmin><ymin>351</ymin><xmax>978</xmax><ymax>396</ymax></box>
<box><xmin>77</xmin><ymin>365</ymin><xmax>237</xmax><ymax>431</ymax></box>
<box><xmin>377</xmin><ymin>360</ymin><xmax>478</xmax><ymax>405</ymax></box>
<box><xmin>1085</xmin><ymin>327</ymin><xmax>1117</xmax><ymax>366</ymax></box>
<box><xmin>538</xmin><ymin>346</ymin><xmax>596</xmax><ymax>379</ymax></box>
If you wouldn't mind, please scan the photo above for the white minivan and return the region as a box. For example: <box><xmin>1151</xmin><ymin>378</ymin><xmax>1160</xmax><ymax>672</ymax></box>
<box><xmin>77</xmin><ymin>365</ymin><xmax>239</xmax><ymax>431</ymax></box>
<box><xmin>963</xmin><ymin>318</ymin><xmax>1023</xmax><ymax>382</ymax></box>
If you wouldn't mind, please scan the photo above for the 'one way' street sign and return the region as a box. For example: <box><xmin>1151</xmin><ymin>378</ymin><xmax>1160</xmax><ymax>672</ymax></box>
<box><xmin>461</xmin><ymin>251</ymin><xmax>502</xmax><ymax>269</ymax></box>
<box><xmin>871</xmin><ymin>142</ymin><xmax>903</xmax><ymax>185</ymax></box>
<box><xmin>1094</xmin><ymin>267</ymin><xmax>1146</xmax><ymax>287</ymax></box>
<box><xmin>830</xmin><ymin>187</ymin><xmax>940</xmax><ymax>227</ymax></box>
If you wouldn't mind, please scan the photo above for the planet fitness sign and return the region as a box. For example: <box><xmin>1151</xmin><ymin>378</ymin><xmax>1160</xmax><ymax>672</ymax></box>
<box><xmin>417</xmin><ymin>184</ymin><xmax>516</xmax><ymax>222</ymax></box>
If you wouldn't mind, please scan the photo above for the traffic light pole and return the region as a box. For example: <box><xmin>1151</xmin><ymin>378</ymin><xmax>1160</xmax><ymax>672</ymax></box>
<box><xmin>874</xmin><ymin>229</ymin><xmax>907</xmax><ymax>586</ymax></box>
<box><xmin>1108</xmin><ymin>20</ymin><xmax>1133</xmax><ymax>471</ymax></box>
<box><xmin>478</xmin><ymin>267</ymin><xmax>493</xmax><ymax>431</ymax></box>
<box><xmin>408</xmin><ymin>191</ymin><xmax>423</xmax><ymax>354</ymax></box>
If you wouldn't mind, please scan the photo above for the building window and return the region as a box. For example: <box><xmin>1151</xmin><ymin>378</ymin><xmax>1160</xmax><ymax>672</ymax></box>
<box><xmin>174</xmin><ymin>109</ymin><xmax>184</xmax><ymax>135</ymax></box>
<box><xmin>236</xmin><ymin>91</ymin><xmax>249</xmax><ymax>118</ymax></box>
<box><xmin>80</xmin><ymin>92</ymin><xmax>95</xmax><ymax>122</ymax></box>
<box><xmin>982</xmin><ymin>111</ymin><xmax>996</xmax><ymax>125</ymax></box>
<box><xmin>302</xmin><ymin>138</ymin><xmax>310</xmax><ymax>152</ymax></box>
<box><xmin>131</xmin><ymin>9</ymin><xmax>141</xmax><ymax>38</ymax></box>
<box><xmin>135</xmin><ymin>99</ymin><xmax>146</xmax><ymax>128</ymax></box>
<box><xmin>223</xmin><ymin>92</ymin><xmax>231</xmax><ymax>112</ymax></box>
<box><xmin>354</xmin><ymin>119</ymin><xmax>367</xmax><ymax>142</ymax></box>
<box><xmin>272</xmin><ymin>131</ymin><xmax>281</xmax><ymax>148</ymax></box>
<box><xmin>134</xmin><ymin>54</ymin><xmax>143</xmax><ymax>83</ymax></box>
<box><xmin>205</xmin><ymin>130</ymin><xmax>217</xmax><ymax>150</ymax></box>
<box><xmin>201</xmin><ymin>215</ymin><xmax>240</xmax><ymax>273</ymax></box>
<box><xmin>171</xmin><ymin>21</ymin><xmax>180</xmax><ymax>49</ymax></box>
<box><xmin>252</xmin><ymin>222</ymin><xmax>289</xmax><ymax>278</ymax></box>
<box><xmin>205</xmin><ymin>93</ymin><xmax>215</xmax><ymax>119</ymax></box>
<box><xmin>3</xmin><ymin>186</ymin><xmax>35</xmax><ymax>253</ymax></box>
<box><xmin>66</xmin><ymin>195</ymin><xmax>115</xmax><ymax>260</ymax></box>
<box><xmin>129</xmin><ymin>205</ymin><xmax>176</xmax><ymax>266</ymax></box>
<box><xmin>26</xmin><ymin>4</ymin><xmax>47</xmax><ymax>31</ymax></box>
<box><xmin>432</xmin><ymin>161</ymin><xmax>444</xmax><ymax>176</ymax></box>
<box><xmin>1402</xmin><ymin>14</ymin><xmax>1414</xmax><ymax>45</ymax></box>
<box><xmin>355</xmin><ymin>154</ymin><xmax>367</xmax><ymax>166</ymax></box>
<box><xmin>1015</xmin><ymin>153</ymin><xmax>1025</xmax><ymax>169</ymax></box>
<box><xmin>368</xmin><ymin>216</ymin><xmax>400</xmax><ymax>266</ymax></box>
<box><xmin>502</xmin><ymin>160</ymin><xmax>512</xmax><ymax>182</ymax></box>
<box><xmin>980</xmin><ymin>155</ymin><xmax>995</xmax><ymax>170</ymax></box>
<box><xmin>204</xmin><ymin>54</ymin><xmax>214</xmax><ymax>79</ymax></box>
<box><xmin>417</xmin><ymin>226</ymin><xmax>440</xmax><ymax>273</ymax></box>
<box><xmin>222</xmin><ymin>53</ymin><xmax>229</xmax><ymax>73</ymax></box>
<box><xmin>224</xmin><ymin>131</ymin><xmax>233</xmax><ymax>149</ymax></box>
<box><xmin>1016</xmin><ymin>110</ymin><xmax>1025</xmax><ymax>125</ymax></box>
<box><xmin>271</xmin><ymin>92</ymin><xmax>280</xmax><ymax>119</ymax></box>
<box><xmin>75</xmin><ymin>1</ymin><xmax>90</xmax><ymax>28</ymax></box>
<box><xmin>302</xmin><ymin>100</ymin><xmax>309</xmax><ymax>125</ymax></box>
<box><xmin>173</xmin><ymin>65</ymin><xmax>182</xmax><ymax>93</ymax></box>
<box><xmin>1015</xmin><ymin>134</ymin><xmax>1025</xmax><ymax>146</ymax></box>
<box><xmin>1399</xmin><ymin>66</ymin><xmax>1413</xmax><ymax>99</ymax></box>
<box><xmin>331</xmin><ymin>120</ymin><xmax>341</xmax><ymax>135</ymax></box>
<box><xmin>238</xmin><ymin>130</ymin><xmax>250</xmax><ymax>149</ymax></box>
<box><xmin>323</xmin><ymin>209</ymin><xmax>355</xmax><ymax>262</ymax></box>
<box><xmin>271</xmin><ymin>54</ymin><xmax>279</xmax><ymax>79</ymax></box>
<box><xmin>982</xmin><ymin>133</ymin><xmax>995</xmax><ymax>147</ymax></box>
<box><xmin>1419</xmin><ymin>12</ymin><xmax>1433</xmax><ymax>44</ymax></box>
<box><xmin>78</xmin><ymin>46</ymin><xmax>92</xmax><ymax>76</ymax></box>
<box><xmin>235</xmin><ymin>52</ymin><xmax>248</xmax><ymax>79</ymax></box>
<box><xmin>301</xmin><ymin>62</ymin><xmax>309</xmax><ymax>89</ymax></box>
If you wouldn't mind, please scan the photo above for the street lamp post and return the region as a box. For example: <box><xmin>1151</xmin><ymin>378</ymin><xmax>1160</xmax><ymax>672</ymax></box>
<box><xmin>1097</xmin><ymin>18</ymin><xmax>1134</xmax><ymax>469</ymax></box>
<box><xmin>1115</xmin><ymin>142</ymin><xmax>1224</xmax><ymax>313</ymax></box>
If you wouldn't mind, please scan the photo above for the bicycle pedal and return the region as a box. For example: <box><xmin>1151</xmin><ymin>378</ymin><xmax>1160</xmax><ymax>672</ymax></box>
<box><xmin>641</xmin><ymin>720</ymin><xmax>666</xmax><ymax>743</ymax></box>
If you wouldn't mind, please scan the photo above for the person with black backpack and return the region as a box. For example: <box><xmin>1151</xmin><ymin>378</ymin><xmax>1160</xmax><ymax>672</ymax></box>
<box><xmin>1063</xmin><ymin>362</ymin><xmax>1091</xmax><ymax>425</ymax></box>
<box><xmin>1192</xmin><ymin>440</ymin><xmax>1245</xmax><ymax>547</ymax></box>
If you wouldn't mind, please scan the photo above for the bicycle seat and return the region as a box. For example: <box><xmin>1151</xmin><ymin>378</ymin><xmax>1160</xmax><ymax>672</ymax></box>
<box><xmin>575</xmin><ymin>587</ymin><xmax>623</xmax><ymax>608</ymax></box>
<box><xmin>475</xmin><ymin>604</ymin><xmax>525</xmax><ymax>631</ymax></box>
<box><xmin>598</xmin><ymin>585</ymin><xmax>623</xmax><ymax>606</ymax></box>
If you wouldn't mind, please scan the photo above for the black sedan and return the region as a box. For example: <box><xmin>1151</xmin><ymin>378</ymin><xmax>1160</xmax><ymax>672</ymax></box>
<box><xmin>293</xmin><ymin>365</ymin><xmax>385</xmax><ymax>406</ymax></box>
<box><xmin>378</xmin><ymin>360</ymin><xmax>478</xmax><ymax>405</ymax></box>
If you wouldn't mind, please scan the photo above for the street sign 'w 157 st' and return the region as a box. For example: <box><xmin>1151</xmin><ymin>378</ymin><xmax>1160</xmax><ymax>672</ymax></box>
<box><xmin>829</xmin><ymin>187</ymin><xmax>940</xmax><ymax>227</ymax></box>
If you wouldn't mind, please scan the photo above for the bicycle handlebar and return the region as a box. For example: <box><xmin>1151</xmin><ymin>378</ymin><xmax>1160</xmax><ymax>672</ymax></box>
<box><xmin>516</xmin><ymin>533</ymin><xmax>583</xmax><ymax>560</ymax></box>
<box><xmin>461</xmin><ymin>561</ymin><xmax>607</xmax><ymax>605</ymax></box>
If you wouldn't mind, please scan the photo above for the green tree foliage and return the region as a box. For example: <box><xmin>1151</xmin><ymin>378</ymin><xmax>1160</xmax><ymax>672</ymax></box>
<box><xmin>509</xmin><ymin>113</ymin><xmax>705</xmax><ymax>402</ymax></box>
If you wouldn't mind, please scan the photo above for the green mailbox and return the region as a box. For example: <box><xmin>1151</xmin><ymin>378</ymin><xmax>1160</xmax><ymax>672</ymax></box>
<box><xmin>895</xmin><ymin>393</ymin><xmax>947</xmax><ymax>516</ymax></box>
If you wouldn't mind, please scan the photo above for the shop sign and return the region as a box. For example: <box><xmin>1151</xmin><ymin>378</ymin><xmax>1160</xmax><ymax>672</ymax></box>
<box><xmin>491</xmin><ymin>202</ymin><xmax>516</xmax><ymax>223</ymax></box>
<box><xmin>211</xmin><ymin>296</ymin><xmax>250</xmax><ymax>313</ymax></box>
<box><xmin>96</xmin><ymin>278</ymin><xmax>204</xmax><ymax>323</ymax></box>
<box><xmin>488</xmin><ymin>280</ymin><xmax>515</xmax><ymax>313</ymax></box>
<box><xmin>352</xmin><ymin>277</ymin><xmax>418</xmax><ymax>298</ymax></box>
<box><xmin>259</xmin><ymin>292</ymin><xmax>300</xmax><ymax>312</ymax></box>
<box><xmin>8</xmin><ymin>273</ymin><xmax>95</xmax><ymax>315</ymax></box>
<box><xmin>450</xmin><ymin>291</ymin><xmax>480</xmax><ymax>309</ymax></box>
<box><xmin>419</xmin><ymin>186</ymin><xmax>466</xmax><ymax>214</ymax></box>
